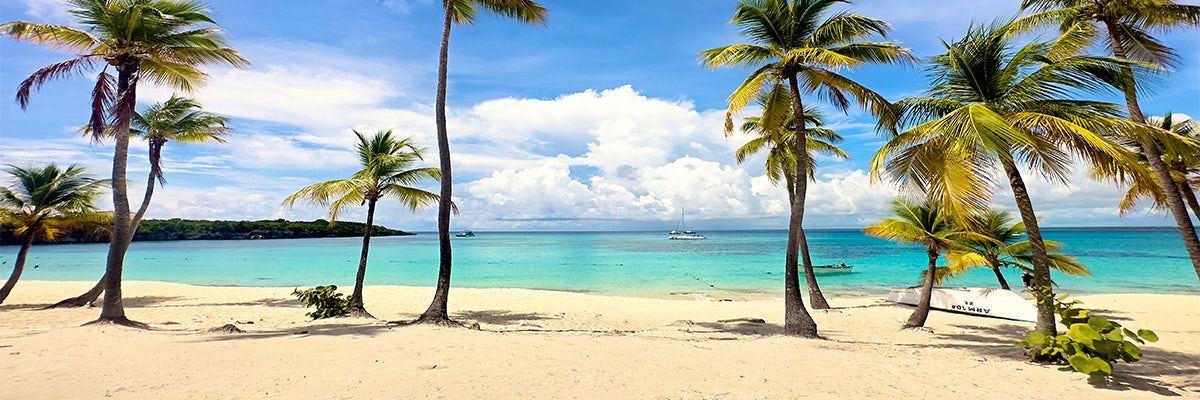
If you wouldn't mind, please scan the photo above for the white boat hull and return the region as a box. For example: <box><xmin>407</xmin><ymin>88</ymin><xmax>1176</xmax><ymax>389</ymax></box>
<box><xmin>886</xmin><ymin>287</ymin><xmax>1037</xmax><ymax>323</ymax></box>
<box><xmin>669</xmin><ymin>234</ymin><xmax>705</xmax><ymax>240</ymax></box>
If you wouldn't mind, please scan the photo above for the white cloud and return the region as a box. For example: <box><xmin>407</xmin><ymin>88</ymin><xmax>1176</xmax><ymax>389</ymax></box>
<box><xmin>13</xmin><ymin>0</ymin><xmax>71</xmax><ymax>23</ymax></box>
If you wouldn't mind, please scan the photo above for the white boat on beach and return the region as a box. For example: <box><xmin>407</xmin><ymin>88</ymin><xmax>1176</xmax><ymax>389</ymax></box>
<box><xmin>668</xmin><ymin>208</ymin><xmax>705</xmax><ymax>240</ymax></box>
<box><xmin>886</xmin><ymin>287</ymin><xmax>1037</xmax><ymax>323</ymax></box>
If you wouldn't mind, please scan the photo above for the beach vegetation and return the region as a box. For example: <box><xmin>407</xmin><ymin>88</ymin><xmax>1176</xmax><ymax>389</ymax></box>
<box><xmin>1013</xmin><ymin>0</ymin><xmax>1200</xmax><ymax>282</ymax></box>
<box><xmin>418</xmin><ymin>0</ymin><xmax>548</xmax><ymax>327</ymax></box>
<box><xmin>863</xmin><ymin>199</ymin><xmax>990</xmax><ymax>329</ymax></box>
<box><xmin>735</xmin><ymin>84</ymin><xmax>850</xmax><ymax>309</ymax></box>
<box><xmin>1017</xmin><ymin>289</ymin><xmax>1158</xmax><ymax>378</ymax></box>
<box><xmin>1</xmin><ymin>0</ymin><xmax>249</xmax><ymax>327</ymax></box>
<box><xmin>292</xmin><ymin>285</ymin><xmax>350</xmax><ymax>320</ymax></box>
<box><xmin>283</xmin><ymin>130</ymin><xmax>440</xmax><ymax>318</ymax></box>
<box><xmin>870</xmin><ymin>20</ymin><xmax>1143</xmax><ymax>337</ymax></box>
<box><xmin>701</xmin><ymin>0</ymin><xmax>914</xmax><ymax>337</ymax></box>
<box><xmin>938</xmin><ymin>209</ymin><xmax>1090</xmax><ymax>290</ymax></box>
<box><xmin>0</xmin><ymin>164</ymin><xmax>108</xmax><ymax>304</ymax></box>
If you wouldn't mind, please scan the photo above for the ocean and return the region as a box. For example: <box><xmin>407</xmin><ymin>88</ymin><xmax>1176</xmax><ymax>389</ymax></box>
<box><xmin>2</xmin><ymin>228</ymin><xmax>1197</xmax><ymax>298</ymax></box>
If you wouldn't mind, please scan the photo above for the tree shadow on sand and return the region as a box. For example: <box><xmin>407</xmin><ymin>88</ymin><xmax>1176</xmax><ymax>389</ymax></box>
<box><xmin>937</xmin><ymin>323</ymin><xmax>1197</xmax><ymax>396</ymax></box>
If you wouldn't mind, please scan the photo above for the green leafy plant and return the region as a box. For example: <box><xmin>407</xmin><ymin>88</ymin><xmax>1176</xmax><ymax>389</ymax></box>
<box><xmin>292</xmin><ymin>285</ymin><xmax>350</xmax><ymax>319</ymax></box>
<box><xmin>1017</xmin><ymin>288</ymin><xmax>1158</xmax><ymax>377</ymax></box>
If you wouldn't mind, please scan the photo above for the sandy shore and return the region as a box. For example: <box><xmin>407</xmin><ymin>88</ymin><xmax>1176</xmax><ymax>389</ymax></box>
<box><xmin>1</xmin><ymin>281</ymin><xmax>1197</xmax><ymax>399</ymax></box>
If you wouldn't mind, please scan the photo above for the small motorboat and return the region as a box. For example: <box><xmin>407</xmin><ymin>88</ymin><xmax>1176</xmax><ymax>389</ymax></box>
<box><xmin>455</xmin><ymin>230</ymin><xmax>475</xmax><ymax>238</ymax></box>
<box><xmin>886</xmin><ymin>287</ymin><xmax>1037</xmax><ymax>323</ymax></box>
<box><xmin>813</xmin><ymin>262</ymin><xmax>853</xmax><ymax>274</ymax></box>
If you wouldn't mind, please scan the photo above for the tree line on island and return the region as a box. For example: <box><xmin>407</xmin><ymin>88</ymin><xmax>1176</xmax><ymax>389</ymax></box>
<box><xmin>1</xmin><ymin>0</ymin><xmax>1197</xmax><ymax>382</ymax></box>
<box><xmin>0</xmin><ymin>218</ymin><xmax>414</xmax><ymax>245</ymax></box>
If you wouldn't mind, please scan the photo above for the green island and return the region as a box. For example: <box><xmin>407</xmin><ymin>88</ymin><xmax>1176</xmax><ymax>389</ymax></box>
<box><xmin>0</xmin><ymin>218</ymin><xmax>413</xmax><ymax>245</ymax></box>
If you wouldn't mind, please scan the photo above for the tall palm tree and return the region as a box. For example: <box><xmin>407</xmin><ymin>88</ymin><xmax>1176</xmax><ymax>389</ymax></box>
<box><xmin>1098</xmin><ymin>115</ymin><xmax>1200</xmax><ymax>221</ymax></box>
<box><xmin>417</xmin><ymin>0</ymin><xmax>548</xmax><ymax>326</ymax></box>
<box><xmin>285</xmin><ymin>130</ymin><xmax>440</xmax><ymax>318</ymax></box>
<box><xmin>863</xmin><ymin>199</ymin><xmax>986</xmax><ymax>328</ymax></box>
<box><xmin>735</xmin><ymin>83</ymin><xmax>849</xmax><ymax>309</ymax></box>
<box><xmin>49</xmin><ymin>95</ymin><xmax>230</xmax><ymax>309</ymax></box>
<box><xmin>939</xmin><ymin>209</ymin><xmax>1089</xmax><ymax>290</ymax></box>
<box><xmin>701</xmin><ymin>0</ymin><xmax>913</xmax><ymax>337</ymax></box>
<box><xmin>1014</xmin><ymin>0</ymin><xmax>1200</xmax><ymax>281</ymax></box>
<box><xmin>870</xmin><ymin>21</ymin><xmax>1140</xmax><ymax>336</ymax></box>
<box><xmin>0</xmin><ymin>164</ymin><xmax>107</xmax><ymax>304</ymax></box>
<box><xmin>2</xmin><ymin>0</ymin><xmax>248</xmax><ymax>326</ymax></box>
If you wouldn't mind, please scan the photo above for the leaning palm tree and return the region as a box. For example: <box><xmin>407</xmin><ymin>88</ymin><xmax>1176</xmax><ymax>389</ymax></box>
<box><xmin>418</xmin><ymin>0</ymin><xmax>548</xmax><ymax>326</ymax></box>
<box><xmin>1013</xmin><ymin>0</ymin><xmax>1200</xmax><ymax>281</ymax></box>
<box><xmin>0</xmin><ymin>164</ymin><xmax>107</xmax><ymax>304</ymax></box>
<box><xmin>701</xmin><ymin>0</ymin><xmax>913</xmax><ymax>337</ymax></box>
<box><xmin>49</xmin><ymin>95</ymin><xmax>230</xmax><ymax>309</ymax></box>
<box><xmin>864</xmin><ymin>199</ymin><xmax>986</xmax><ymax>329</ymax></box>
<box><xmin>1097</xmin><ymin>115</ymin><xmax>1200</xmax><ymax>221</ymax></box>
<box><xmin>735</xmin><ymin>83</ymin><xmax>850</xmax><ymax>309</ymax></box>
<box><xmin>2</xmin><ymin>0</ymin><xmax>249</xmax><ymax>326</ymax></box>
<box><xmin>870</xmin><ymin>21</ymin><xmax>1141</xmax><ymax>336</ymax></box>
<box><xmin>284</xmin><ymin>130</ymin><xmax>440</xmax><ymax>318</ymax></box>
<box><xmin>939</xmin><ymin>209</ymin><xmax>1090</xmax><ymax>289</ymax></box>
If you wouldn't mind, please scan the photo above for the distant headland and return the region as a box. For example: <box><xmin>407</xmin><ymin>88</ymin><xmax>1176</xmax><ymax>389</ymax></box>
<box><xmin>0</xmin><ymin>218</ymin><xmax>414</xmax><ymax>245</ymax></box>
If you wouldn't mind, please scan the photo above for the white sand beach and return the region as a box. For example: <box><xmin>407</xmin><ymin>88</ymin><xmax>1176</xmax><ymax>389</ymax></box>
<box><xmin>1</xmin><ymin>281</ymin><xmax>1197</xmax><ymax>399</ymax></box>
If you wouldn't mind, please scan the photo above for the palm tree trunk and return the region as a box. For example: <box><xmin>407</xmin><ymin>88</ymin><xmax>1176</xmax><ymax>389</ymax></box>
<box><xmin>92</xmin><ymin>57</ymin><xmax>145</xmax><ymax>328</ymax></box>
<box><xmin>45</xmin><ymin>274</ymin><xmax>106</xmax><ymax>309</ymax></box>
<box><xmin>1104</xmin><ymin>20</ymin><xmax>1200</xmax><ymax>283</ymax></box>
<box><xmin>798</xmin><ymin>229</ymin><xmax>830</xmax><ymax>309</ymax></box>
<box><xmin>1000</xmin><ymin>157</ymin><xmax>1055</xmax><ymax>336</ymax></box>
<box><xmin>991</xmin><ymin>267</ymin><xmax>1011</xmax><ymax>290</ymax></box>
<box><xmin>347</xmin><ymin>199</ymin><xmax>376</xmax><ymax>318</ymax></box>
<box><xmin>0</xmin><ymin>235</ymin><xmax>35</xmax><ymax>304</ymax></box>
<box><xmin>904</xmin><ymin>248</ymin><xmax>939</xmax><ymax>329</ymax></box>
<box><xmin>781</xmin><ymin>75</ymin><xmax>818</xmax><ymax>338</ymax></box>
<box><xmin>417</xmin><ymin>3</ymin><xmax>457</xmax><ymax>326</ymax></box>
<box><xmin>1180</xmin><ymin>181</ymin><xmax>1200</xmax><ymax>222</ymax></box>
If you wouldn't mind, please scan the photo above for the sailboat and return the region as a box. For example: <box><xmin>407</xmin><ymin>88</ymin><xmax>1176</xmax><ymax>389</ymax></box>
<box><xmin>668</xmin><ymin>208</ymin><xmax>705</xmax><ymax>240</ymax></box>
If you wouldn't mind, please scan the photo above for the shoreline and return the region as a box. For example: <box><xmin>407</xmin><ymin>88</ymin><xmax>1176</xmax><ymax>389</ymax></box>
<box><xmin>2</xmin><ymin>280</ymin><xmax>1198</xmax><ymax>398</ymax></box>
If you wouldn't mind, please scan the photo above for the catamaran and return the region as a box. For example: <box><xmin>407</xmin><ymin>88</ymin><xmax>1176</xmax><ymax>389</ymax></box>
<box><xmin>668</xmin><ymin>208</ymin><xmax>705</xmax><ymax>240</ymax></box>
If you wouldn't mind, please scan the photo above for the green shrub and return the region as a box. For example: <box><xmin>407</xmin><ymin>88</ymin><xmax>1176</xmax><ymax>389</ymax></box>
<box><xmin>292</xmin><ymin>285</ymin><xmax>349</xmax><ymax>319</ymax></box>
<box><xmin>1017</xmin><ymin>289</ymin><xmax>1158</xmax><ymax>377</ymax></box>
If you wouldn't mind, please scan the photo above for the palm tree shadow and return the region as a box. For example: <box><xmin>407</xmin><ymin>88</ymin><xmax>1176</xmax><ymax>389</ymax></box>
<box><xmin>684</xmin><ymin>319</ymin><xmax>783</xmax><ymax>336</ymax></box>
<box><xmin>194</xmin><ymin>321</ymin><xmax>399</xmax><ymax>342</ymax></box>
<box><xmin>123</xmin><ymin>296</ymin><xmax>190</xmax><ymax>307</ymax></box>
<box><xmin>452</xmin><ymin>310</ymin><xmax>557</xmax><ymax>326</ymax></box>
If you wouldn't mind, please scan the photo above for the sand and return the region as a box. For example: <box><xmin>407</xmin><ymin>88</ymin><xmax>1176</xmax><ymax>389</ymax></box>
<box><xmin>1</xmin><ymin>280</ymin><xmax>1197</xmax><ymax>399</ymax></box>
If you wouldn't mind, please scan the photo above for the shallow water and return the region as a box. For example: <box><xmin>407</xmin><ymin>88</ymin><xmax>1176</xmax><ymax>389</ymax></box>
<box><xmin>2</xmin><ymin>228</ymin><xmax>1197</xmax><ymax>297</ymax></box>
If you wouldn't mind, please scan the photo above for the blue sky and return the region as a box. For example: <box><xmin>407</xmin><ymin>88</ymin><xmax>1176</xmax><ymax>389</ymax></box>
<box><xmin>1</xmin><ymin>0</ymin><xmax>1198</xmax><ymax>232</ymax></box>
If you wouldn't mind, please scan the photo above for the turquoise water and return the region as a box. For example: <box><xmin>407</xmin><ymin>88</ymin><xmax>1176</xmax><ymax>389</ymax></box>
<box><xmin>2</xmin><ymin>229</ymin><xmax>1197</xmax><ymax>297</ymax></box>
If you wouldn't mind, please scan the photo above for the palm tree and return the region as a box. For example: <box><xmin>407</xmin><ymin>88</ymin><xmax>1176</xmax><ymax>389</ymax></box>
<box><xmin>701</xmin><ymin>0</ymin><xmax>913</xmax><ymax>337</ymax></box>
<box><xmin>870</xmin><ymin>21</ymin><xmax>1141</xmax><ymax>336</ymax></box>
<box><xmin>417</xmin><ymin>0</ymin><xmax>548</xmax><ymax>326</ymax></box>
<box><xmin>734</xmin><ymin>83</ymin><xmax>850</xmax><ymax>309</ymax></box>
<box><xmin>284</xmin><ymin>130</ymin><xmax>440</xmax><ymax>318</ymax></box>
<box><xmin>2</xmin><ymin>0</ymin><xmax>248</xmax><ymax>326</ymax></box>
<box><xmin>0</xmin><ymin>164</ymin><xmax>107</xmax><ymax>304</ymax></box>
<box><xmin>863</xmin><ymin>199</ymin><xmax>986</xmax><ymax>328</ymax></box>
<box><xmin>1098</xmin><ymin>115</ymin><xmax>1200</xmax><ymax>221</ymax></box>
<box><xmin>939</xmin><ymin>209</ymin><xmax>1089</xmax><ymax>290</ymax></box>
<box><xmin>49</xmin><ymin>95</ymin><xmax>230</xmax><ymax>309</ymax></box>
<box><xmin>1014</xmin><ymin>0</ymin><xmax>1200</xmax><ymax>281</ymax></box>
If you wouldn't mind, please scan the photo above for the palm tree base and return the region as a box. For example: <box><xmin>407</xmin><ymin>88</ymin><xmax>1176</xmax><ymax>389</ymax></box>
<box><xmin>83</xmin><ymin>316</ymin><xmax>149</xmax><ymax>329</ymax></box>
<box><xmin>781</xmin><ymin>324</ymin><xmax>822</xmax><ymax>339</ymax></box>
<box><xmin>344</xmin><ymin>307</ymin><xmax>375</xmax><ymax>319</ymax></box>
<box><xmin>404</xmin><ymin>314</ymin><xmax>466</xmax><ymax>328</ymax></box>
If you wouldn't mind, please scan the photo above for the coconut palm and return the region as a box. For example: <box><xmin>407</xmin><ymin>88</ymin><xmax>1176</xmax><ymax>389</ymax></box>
<box><xmin>701</xmin><ymin>0</ymin><xmax>913</xmax><ymax>337</ymax></box>
<box><xmin>870</xmin><ymin>21</ymin><xmax>1141</xmax><ymax>336</ymax></box>
<box><xmin>735</xmin><ymin>83</ymin><xmax>850</xmax><ymax>309</ymax></box>
<box><xmin>1097</xmin><ymin>115</ymin><xmax>1200</xmax><ymax>220</ymax></box>
<box><xmin>2</xmin><ymin>0</ymin><xmax>248</xmax><ymax>326</ymax></box>
<box><xmin>418</xmin><ymin>0</ymin><xmax>548</xmax><ymax>326</ymax></box>
<box><xmin>1013</xmin><ymin>0</ymin><xmax>1200</xmax><ymax>280</ymax></box>
<box><xmin>284</xmin><ymin>130</ymin><xmax>440</xmax><ymax>318</ymax></box>
<box><xmin>938</xmin><ymin>210</ymin><xmax>1090</xmax><ymax>290</ymax></box>
<box><xmin>49</xmin><ymin>95</ymin><xmax>230</xmax><ymax>309</ymax></box>
<box><xmin>863</xmin><ymin>199</ymin><xmax>987</xmax><ymax>328</ymax></box>
<box><xmin>0</xmin><ymin>164</ymin><xmax>107</xmax><ymax>304</ymax></box>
